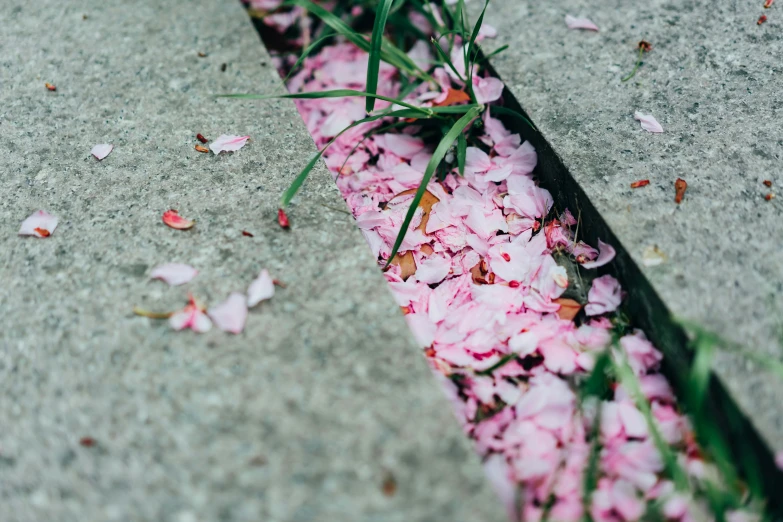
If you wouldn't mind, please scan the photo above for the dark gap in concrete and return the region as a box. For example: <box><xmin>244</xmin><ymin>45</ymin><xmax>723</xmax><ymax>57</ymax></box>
<box><xmin>242</xmin><ymin>5</ymin><xmax>783</xmax><ymax>514</ymax></box>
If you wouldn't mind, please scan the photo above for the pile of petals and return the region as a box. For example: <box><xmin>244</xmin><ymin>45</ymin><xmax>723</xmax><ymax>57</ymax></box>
<box><xmin>267</xmin><ymin>18</ymin><xmax>755</xmax><ymax>522</ymax></box>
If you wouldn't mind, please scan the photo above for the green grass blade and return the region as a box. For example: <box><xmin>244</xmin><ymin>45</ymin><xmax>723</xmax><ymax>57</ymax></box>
<box><xmin>489</xmin><ymin>105</ymin><xmax>537</xmax><ymax>130</ymax></box>
<box><xmin>613</xmin><ymin>354</ymin><xmax>690</xmax><ymax>491</ymax></box>
<box><xmin>220</xmin><ymin>89</ymin><xmax>433</xmax><ymax>116</ymax></box>
<box><xmin>479</xmin><ymin>44</ymin><xmax>509</xmax><ymax>63</ymax></box>
<box><xmin>457</xmin><ymin>131</ymin><xmax>466</xmax><ymax>176</ymax></box>
<box><xmin>384</xmin><ymin>107</ymin><xmax>480</xmax><ymax>266</ymax></box>
<box><xmin>688</xmin><ymin>334</ymin><xmax>715</xmax><ymax>410</ymax></box>
<box><xmin>366</xmin><ymin>0</ymin><xmax>395</xmax><ymax>113</ymax></box>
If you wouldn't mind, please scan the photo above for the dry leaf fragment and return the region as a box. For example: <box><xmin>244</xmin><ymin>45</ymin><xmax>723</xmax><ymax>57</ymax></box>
<box><xmin>388</xmin><ymin>188</ymin><xmax>440</xmax><ymax>232</ymax></box>
<box><xmin>242</xmin><ymin>230</ymin><xmax>254</xmax><ymax>237</ymax></box>
<box><xmin>554</xmin><ymin>298</ymin><xmax>582</xmax><ymax>321</ymax></box>
<box><xmin>642</xmin><ymin>246</ymin><xmax>668</xmax><ymax>267</ymax></box>
<box><xmin>674</xmin><ymin>178</ymin><xmax>688</xmax><ymax>204</ymax></box>
<box><xmin>45</xmin><ymin>82</ymin><xmax>56</xmax><ymax>91</ymax></box>
<box><xmin>79</xmin><ymin>437</ymin><xmax>96</xmax><ymax>447</ymax></box>
<box><xmin>198</xmin><ymin>52</ymin><xmax>208</xmax><ymax>58</ymax></box>
<box><xmin>630</xmin><ymin>179</ymin><xmax>650</xmax><ymax>189</ymax></box>
<box><xmin>196</xmin><ymin>133</ymin><xmax>208</xmax><ymax>143</ymax></box>
<box><xmin>433</xmin><ymin>88</ymin><xmax>471</xmax><ymax>107</ymax></box>
<box><xmin>162</xmin><ymin>209</ymin><xmax>195</xmax><ymax>230</ymax></box>
<box><xmin>194</xmin><ymin>144</ymin><xmax>209</xmax><ymax>153</ymax></box>
<box><xmin>765</xmin><ymin>193</ymin><xmax>775</xmax><ymax>201</ymax></box>
<box><xmin>763</xmin><ymin>180</ymin><xmax>772</xmax><ymax>187</ymax></box>
<box><xmin>381</xmin><ymin>472</ymin><xmax>397</xmax><ymax>497</ymax></box>
<box><xmin>390</xmin><ymin>251</ymin><xmax>417</xmax><ymax>280</ymax></box>
<box><xmin>758</xmin><ymin>14</ymin><xmax>768</xmax><ymax>24</ymax></box>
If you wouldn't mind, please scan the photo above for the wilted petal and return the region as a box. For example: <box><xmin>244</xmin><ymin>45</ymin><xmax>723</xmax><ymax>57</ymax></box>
<box><xmin>150</xmin><ymin>263</ymin><xmax>198</xmax><ymax>286</ymax></box>
<box><xmin>565</xmin><ymin>14</ymin><xmax>599</xmax><ymax>31</ymax></box>
<box><xmin>91</xmin><ymin>143</ymin><xmax>113</xmax><ymax>160</ymax></box>
<box><xmin>208</xmin><ymin>292</ymin><xmax>248</xmax><ymax>334</ymax></box>
<box><xmin>209</xmin><ymin>134</ymin><xmax>250</xmax><ymax>154</ymax></box>
<box><xmin>581</xmin><ymin>239</ymin><xmax>616</xmax><ymax>269</ymax></box>
<box><xmin>247</xmin><ymin>269</ymin><xmax>275</xmax><ymax>307</ymax></box>
<box><xmin>162</xmin><ymin>209</ymin><xmax>195</xmax><ymax>230</ymax></box>
<box><xmin>634</xmin><ymin>111</ymin><xmax>663</xmax><ymax>133</ymax></box>
<box><xmin>19</xmin><ymin>210</ymin><xmax>59</xmax><ymax>238</ymax></box>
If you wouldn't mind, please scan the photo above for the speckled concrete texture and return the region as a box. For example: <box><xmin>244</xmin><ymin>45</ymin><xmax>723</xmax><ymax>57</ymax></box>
<box><xmin>473</xmin><ymin>0</ymin><xmax>783</xmax><ymax>452</ymax></box>
<box><xmin>0</xmin><ymin>1</ymin><xmax>505</xmax><ymax>521</ymax></box>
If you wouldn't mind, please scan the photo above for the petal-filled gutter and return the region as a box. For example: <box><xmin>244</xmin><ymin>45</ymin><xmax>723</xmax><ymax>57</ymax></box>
<box><xmin>244</xmin><ymin>2</ymin><xmax>776</xmax><ymax>519</ymax></box>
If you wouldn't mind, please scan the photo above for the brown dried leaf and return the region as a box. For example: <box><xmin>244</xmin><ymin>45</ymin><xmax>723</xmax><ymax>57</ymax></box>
<box><xmin>390</xmin><ymin>251</ymin><xmax>416</xmax><ymax>280</ymax></box>
<box><xmin>674</xmin><ymin>178</ymin><xmax>688</xmax><ymax>204</ymax></box>
<box><xmin>389</xmin><ymin>188</ymin><xmax>440</xmax><ymax>233</ymax></box>
<box><xmin>554</xmin><ymin>298</ymin><xmax>582</xmax><ymax>321</ymax></box>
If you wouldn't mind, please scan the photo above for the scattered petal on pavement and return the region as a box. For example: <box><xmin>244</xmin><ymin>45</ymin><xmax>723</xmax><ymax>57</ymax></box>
<box><xmin>565</xmin><ymin>14</ymin><xmax>600</xmax><ymax>31</ymax></box>
<box><xmin>208</xmin><ymin>292</ymin><xmax>248</xmax><ymax>334</ymax></box>
<box><xmin>19</xmin><ymin>210</ymin><xmax>58</xmax><ymax>238</ymax></box>
<box><xmin>247</xmin><ymin>269</ymin><xmax>275</xmax><ymax>307</ymax></box>
<box><xmin>162</xmin><ymin>209</ymin><xmax>195</xmax><ymax>230</ymax></box>
<box><xmin>149</xmin><ymin>263</ymin><xmax>198</xmax><ymax>286</ymax></box>
<box><xmin>91</xmin><ymin>143</ymin><xmax>114</xmax><ymax>160</ymax></box>
<box><xmin>209</xmin><ymin>134</ymin><xmax>250</xmax><ymax>154</ymax></box>
<box><xmin>634</xmin><ymin>111</ymin><xmax>664</xmax><ymax>133</ymax></box>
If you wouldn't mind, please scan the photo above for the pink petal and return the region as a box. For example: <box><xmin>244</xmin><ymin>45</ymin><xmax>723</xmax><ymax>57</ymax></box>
<box><xmin>191</xmin><ymin>310</ymin><xmax>213</xmax><ymax>333</ymax></box>
<box><xmin>415</xmin><ymin>254</ymin><xmax>452</xmax><ymax>284</ymax></box>
<box><xmin>208</xmin><ymin>292</ymin><xmax>248</xmax><ymax>334</ymax></box>
<box><xmin>377</xmin><ymin>133</ymin><xmax>425</xmax><ymax>159</ymax></box>
<box><xmin>162</xmin><ymin>209</ymin><xmax>195</xmax><ymax>230</ymax></box>
<box><xmin>91</xmin><ymin>143</ymin><xmax>113</xmax><ymax>160</ymax></box>
<box><xmin>209</xmin><ymin>134</ymin><xmax>250</xmax><ymax>154</ymax></box>
<box><xmin>19</xmin><ymin>210</ymin><xmax>59</xmax><ymax>238</ymax></box>
<box><xmin>565</xmin><ymin>14</ymin><xmax>600</xmax><ymax>31</ymax></box>
<box><xmin>472</xmin><ymin>76</ymin><xmax>504</xmax><ymax>105</ymax></box>
<box><xmin>149</xmin><ymin>263</ymin><xmax>198</xmax><ymax>286</ymax></box>
<box><xmin>776</xmin><ymin>451</ymin><xmax>783</xmax><ymax>471</ymax></box>
<box><xmin>478</xmin><ymin>23</ymin><xmax>497</xmax><ymax>39</ymax></box>
<box><xmin>581</xmin><ymin>239</ymin><xmax>616</xmax><ymax>269</ymax></box>
<box><xmin>585</xmin><ymin>275</ymin><xmax>623</xmax><ymax>316</ymax></box>
<box><xmin>247</xmin><ymin>269</ymin><xmax>275</xmax><ymax>307</ymax></box>
<box><xmin>634</xmin><ymin>111</ymin><xmax>664</xmax><ymax>133</ymax></box>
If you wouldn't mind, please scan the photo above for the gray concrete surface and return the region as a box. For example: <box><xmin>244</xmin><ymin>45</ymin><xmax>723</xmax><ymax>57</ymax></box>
<box><xmin>474</xmin><ymin>0</ymin><xmax>783</xmax><ymax>452</ymax></box>
<box><xmin>0</xmin><ymin>1</ymin><xmax>505</xmax><ymax>521</ymax></box>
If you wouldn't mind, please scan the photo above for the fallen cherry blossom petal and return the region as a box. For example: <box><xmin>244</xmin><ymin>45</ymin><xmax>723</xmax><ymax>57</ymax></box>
<box><xmin>565</xmin><ymin>14</ymin><xmax>599</xmax><ymax>31</ymax></box>
<box><xmin>472</xmin><ymin>76</ymin><xmax>504</xmax><ymax>104</ymax></box>
<box><xmin>19</xmin><ymin>210</ymin><xmax>58</xmax><ymax>238</ymax></box>
<box><xmin>149</xmin><ymin>263</ymin><xmax>198</xmax><ymax>286</ymax></box>
<box><xmin>675</xmin><ymin>178</ymin><xmax>688</xmax><ymax>204</ymax></box>
<box><xmin>585</xmin><ymin>275</ymin><xmax>623</xmax><ymax>316</ymax></box>
<box><xmin>45</xmin><ymin>82</ymin><xmax>57</xmax><ymax>91</ymax></box>
<box><xmin>247</xmin><ymin>269</ymin><xmax>275</xmax><ymax>307</ymax></box>
<box><xmin>634</xmin><ymin>111</ymin><xmax>663</xmax><ymax>133</ymax></box>
<box><xmin>278</xmin><ymin>208</ymin><xmax>290</xmax><ymax>228</ymax></box>
<box><xmin>764</xmin><ymin>0</ymin><xmax>774</xmax><ymax>7</ymax></box>
<box><xmin>91</xmin><ymin>143</ymin><xmax>113</xmax><ymax>160</ymax></box>
<box><xmin>581</xmin><ymin>240</ymin><xmax>616</xmax><ymax>269</ymax></box>
<box><xmin>169</xmin><ymin>295</ymin><xmax>211</xmax><ymax>333</ymax></box>
<box><xmin>630</xmin><ymin>179</ymin><xmax>650</xmax><ymax>189</ymax></box>
<box><xmin>209</xmin><ymin>134</ymin><xmax>250</xmax><ymax>154</ymax></box>
<box><xmin>162</xmin><ymin>209</ymin><xmax>195</xmax><ymax>230</ymax></box>
<box><xmin>776</xmin><ymin>451</ymin><xmax>783</xmax><ymax>470</ymax></box>
<box><xmin>208</xmin><ymin>292</ymin><xmax>248</xmax><ymax>334</ymax></box>
<box><xmin>196</xmin><ymin>133</ymin><xmax>208</xmax><ymax>143</ymax></box>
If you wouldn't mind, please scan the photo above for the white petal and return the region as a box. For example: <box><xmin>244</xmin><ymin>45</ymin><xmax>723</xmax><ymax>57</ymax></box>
<box><xmin>565</xmin><ymin>15</ymin><xmax>599</xmax><ymax>31</ymax></box>
<box><xmin>19</xmin><ymin>210</ymin><xmax>59</xmax><ymax>238</ymax></box>
<box><xmin>209</xmin><ymin>135</ymin><xmax>250</xmax><ymax>154</ymax></box>
<box><xmin>208</xmin><ymin>293</ymin><xmax>248</xmax><ymax>334</ymax></box>
<box><xmin>634</xmin><ymin>111</ymin><xmax>664</xmax><ymax>133</ymax></box>
<box><xmin>149</xmin><ymin>263</ymin><xmax>198</xmax><ymax>286</ymax></box>
<box><xmin>91</xmin><ymin>143</ymin><xmax>113</xmax><ymax>160</ymax></box>
<box><xmin>247</xmin><ymin>269</ymin><xmax>275</xmax><ymax>307</ymax></box>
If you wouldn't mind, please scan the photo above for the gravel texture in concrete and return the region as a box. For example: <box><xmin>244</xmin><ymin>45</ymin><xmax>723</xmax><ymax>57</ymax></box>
<box><xmin>473</xmin><ymin>0</ymin><xmax>783</xmax><ymax>453</ymax></box>
<box><xmin>0</xmin><ymin>1</ymin><xmax>504</xmax><ymax>521</ymax></box>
